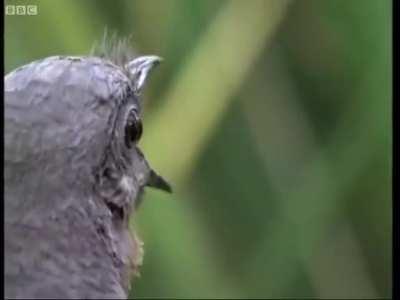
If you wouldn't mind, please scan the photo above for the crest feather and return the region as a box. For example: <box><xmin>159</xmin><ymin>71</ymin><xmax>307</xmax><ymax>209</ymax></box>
<box><xmin>91</xmin><ymin>29</ymin><xmax>137</xmax><ymax>68</ymax></box>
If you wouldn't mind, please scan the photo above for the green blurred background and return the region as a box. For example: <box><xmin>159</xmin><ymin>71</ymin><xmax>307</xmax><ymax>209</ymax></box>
<box><xmin>5</xmin><ymin>0</ymin><xmax>392</xmax><ymax>298</ymax></box>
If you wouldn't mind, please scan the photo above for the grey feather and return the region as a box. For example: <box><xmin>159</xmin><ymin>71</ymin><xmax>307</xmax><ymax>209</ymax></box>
<box><xmin>4</xmin><ymin>53</ymin><xmax>170</xmax><ymax>299</ymax></box>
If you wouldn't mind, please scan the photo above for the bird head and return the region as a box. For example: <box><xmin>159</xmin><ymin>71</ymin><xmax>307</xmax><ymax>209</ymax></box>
<box><xmin>4</xmin><ymin>51</ymin><xmax>170</xmax><ymax>298</ymax></box>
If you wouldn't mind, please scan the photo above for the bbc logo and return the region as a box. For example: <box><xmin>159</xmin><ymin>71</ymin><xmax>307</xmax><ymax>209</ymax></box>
<box><xmin>5</xmin><ymin>5</ymin><xmax>38</xmax><ymax>15</ymax></box>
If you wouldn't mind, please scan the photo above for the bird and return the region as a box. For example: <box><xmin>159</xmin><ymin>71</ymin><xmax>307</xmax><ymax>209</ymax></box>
<box><xmin>4</xmin><ymin>39</ymin><xmax>171</xmax><ymax>299</ymax></box>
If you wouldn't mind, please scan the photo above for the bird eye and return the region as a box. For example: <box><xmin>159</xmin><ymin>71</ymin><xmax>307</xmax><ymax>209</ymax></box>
<box><xmin>124</xmin><ymin>109</ymin><xmax>142</xmax><ymax>148</ymax></box>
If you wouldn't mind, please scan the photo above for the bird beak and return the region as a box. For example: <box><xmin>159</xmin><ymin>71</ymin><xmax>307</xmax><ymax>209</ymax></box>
<box><xmin>146</xmin><ymin>168</ymin><xmax>172</xmax><ymax>193</ymax></box>
<box><xmin>125</xmin><ymin>55</ymin><xmax>163</xmax><ymax>93</ymax></box>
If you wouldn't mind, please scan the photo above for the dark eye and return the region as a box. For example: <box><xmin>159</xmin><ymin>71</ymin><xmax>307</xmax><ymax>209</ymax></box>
<box><xmin>124</xmin><ymin>109</ymin><xmax>142</xmax><ymax>148</ymax></box>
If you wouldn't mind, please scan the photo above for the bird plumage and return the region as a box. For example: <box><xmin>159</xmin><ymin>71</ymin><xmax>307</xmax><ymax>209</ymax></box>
<box><xmin>5</xmin><ymin>49</ymin><xmax>169</xmax><ymax>299</ymax></box>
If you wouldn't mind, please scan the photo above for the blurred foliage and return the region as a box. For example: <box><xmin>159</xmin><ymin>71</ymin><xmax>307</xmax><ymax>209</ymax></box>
<box><xmin>5</xmin><ymin>0</ymin><xmax>391</xmax><ymax>298</ymax></box>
